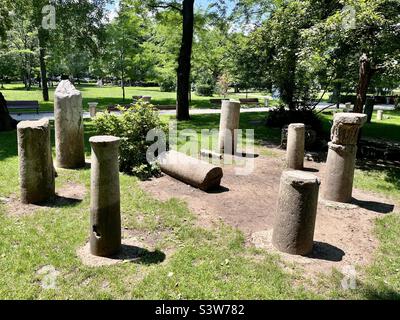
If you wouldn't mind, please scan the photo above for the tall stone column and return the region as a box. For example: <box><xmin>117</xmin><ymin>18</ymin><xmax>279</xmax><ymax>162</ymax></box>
<box><xmin>17</xmin><ymin>119</ymin><xmax>55</xmax><ymax>204</ymax></box>
<box><xmin>286</xmin><ymin>123</ymin><xmax>305</xmax><ymax>170</ymax></box>
<box><xmin>54</xmin><ymin>80</ymin><xmax>85</xmax><ymax>168</ymax></box>
<box><xmin>322</xmin><ymin>113</ymin><xmax>367</xmax><ymax>203</ymax></box>
<box><xmin>89</xmin><ymin>135</ymin><xmax>121</xmax><ymax>257</ymax></box>
<box><xmin>272</xmin><ymin>170</ymin><xmax>320</xmax><ymax>255</ymax></box>
<box><xmin>218</xmin><ymin>100</ymin><xmax>241</xmax><ymax>155</ymax></box>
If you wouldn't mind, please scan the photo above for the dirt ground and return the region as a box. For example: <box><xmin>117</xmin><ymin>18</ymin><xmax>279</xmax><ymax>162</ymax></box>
<box><xmin>139</xmin><ymin>147</ymin><xmax>398</xmax><ymax>276</ymax></box>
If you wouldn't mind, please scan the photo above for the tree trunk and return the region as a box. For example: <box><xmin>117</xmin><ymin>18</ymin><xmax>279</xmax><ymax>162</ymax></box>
<box><xmin>176</xmin><ymin>0</ymin><xmax>194</xmax><ymax>121</ymax></box>
<box><xmin>0</xmin><ymin>94</ymin><xmax>18</xmax><ymax>131</ymax></box>
<box><xmin>354</xmin><ymin>54</ymin><xmax>373</xmax><ymax>113</ymax></box>
<box><xmin>38</xmin><ymin>31</ymin><xmax>49</xmax><ymax>102</ymax></box>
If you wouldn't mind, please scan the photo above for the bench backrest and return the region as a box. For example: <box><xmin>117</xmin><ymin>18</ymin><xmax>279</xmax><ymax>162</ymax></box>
<box><xmin>239</xmin><ymin>98</ymin><xmax>259</xmax><ymax>103</ymax></box>
<box><xmin>7</xmin><ymin>101</ymin><xmax>39</xmax><ymax>107</ymax></box>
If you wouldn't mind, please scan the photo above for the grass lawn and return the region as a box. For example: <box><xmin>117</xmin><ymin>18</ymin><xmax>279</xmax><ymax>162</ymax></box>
<box><xmin>0</xmin><ymin>83</ymin><xmax>275</xmax><ymax>113</ymax></box>
<box><xmin>1</xmin><ymin>109</ymin><xmax>400</xmax><ymax>299</ymax></box>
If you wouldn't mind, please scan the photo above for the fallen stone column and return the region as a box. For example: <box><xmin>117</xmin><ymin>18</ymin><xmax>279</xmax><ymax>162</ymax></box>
<box><xmin>89</xmin><ymin>135</ymin><xmax>121</xmax><ymax>257</ymax></box>
<box><xmin>17</xmin><ymin>119</ymin><xmax>55</xmax><ymax>204</ymax></box>
<box><xmin>272</xmin><ymin>170</ymin><xmax>320</xmax><ymax>255</ymax></box>
<box><xmin>218</xmin><ymin>100</ymin><xmax>241</xmax><ymax>155</ymax></box>
<box><xmin>286</xmin><ymin>123</ymin><xmax>305</xmax><ymax>170</ymax></box>
<box><xmin>54</xmin><ymin>80</ymin><xmax>85</xmax><ymax>168</ymax></box>
<box><xmin>322</xmin><ymin>113</ymin><xmax>367</xmax><ymax>203</ymax></box>
<box><xmin>158</xmin><ymin>150</ymin><xmax>223</xmax><ymax>191</ymax></box>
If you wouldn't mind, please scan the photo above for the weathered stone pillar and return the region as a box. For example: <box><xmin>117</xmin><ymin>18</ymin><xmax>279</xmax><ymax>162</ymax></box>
<box><xmin>54</xmin><ymin>80</ymin><xmax>85</xmax><ymax>168</ymax></box>
<box><xmin>286</xmin><ymin>123</ymin><xmax>305</xmax><ymax>170</ymax></box>
<box><xmin>89</xmin><ymin>135</ymin><xmax>121</xmax><ymax>257</ymax></box>
<box><xmin>218</xmin><ymin>100</ymin><xmax>241</xmax><ymax>154</ymax></box>
<box><xmin>88</xmin><ymin>102</ymin><xmax>98</xmax><ymax>118</ymax></box>
<box><xmin>17</xmin><ymin>119</ymin><xmax>55</xmax><ymax>204</ymax></box>
<box><xmin>272</xmin><ymin>170</ymin><xmax>320</xmax><ymax>255</ymax></box>
<box><xmin>377</xmin><ymin>110</ymin><xmax>383</xmax><ymax>121</ymax></box>
<box><xmin>322</xmin><ymin>113</ymin><xmax>367</xmax><ymax>203</ymax></box>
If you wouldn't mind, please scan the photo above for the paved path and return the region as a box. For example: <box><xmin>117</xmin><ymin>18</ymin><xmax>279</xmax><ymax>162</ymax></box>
<box><xmin>10</xmin><ymin>103</ymin><xmax>396</xmax><ymax>121</ymax></box>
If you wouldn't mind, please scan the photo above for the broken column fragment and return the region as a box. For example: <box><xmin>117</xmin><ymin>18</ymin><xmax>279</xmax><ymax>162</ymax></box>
<box><xmin>286</xmin><ymin>123</ymin><xmax>305</xmax><ymax>170</ymax></box>
<box><xmin>54</xmin><ymin>80</ymin><xmax>85</xmax><ymax>169</ymax></box>
<box><xmin>17</xmin><ymin>118</ymin><xmax>55</xmax><ymax>204</ymax></box>
<box><xmin>158</xmin><ymin>150</ymin><xmax>223</xmax><ymax>191</ymax></box>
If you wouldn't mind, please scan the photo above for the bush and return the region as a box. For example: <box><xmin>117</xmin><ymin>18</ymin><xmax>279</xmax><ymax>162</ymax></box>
<box><xmin>94</xmin><ymin>101</ymin><xmax>168</xmax><ymax>179</ymax></box>
<box><xmin>266</xmin><ymin>106</ymin><xmax>324</xmax><ymax>134</ymax></box>
<box><xmin>160</xmin><ymin>79</ymin><xmax>176</xmax><ymax>92</ymax></box>
<box><xmin>195</xmin><ymin>84</ymin><xmax>214</xmax><ymax>96</ymax></box>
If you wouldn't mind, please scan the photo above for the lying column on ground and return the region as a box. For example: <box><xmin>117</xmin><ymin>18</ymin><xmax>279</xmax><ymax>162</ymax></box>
<box><xmin>272</xmin><ymin>170</ymin><xmax>320</xmax><ymax>255</ymax></box>
<box><xmin>377</xmin><ymin>110</ymin><xmax>383</xmax><ymax>121</ymax></box>
<box><xmin>322</xmin><ymin>113</ymin><xmax>367</xmax><ymax>203</ymax></box>
<box><xmin>218</xmin><ymin>100</ymin><xmax>241</xmax><ymax>154</ymax></box>
<box><xmin>54</xmin><ymin>80</ymin><xmax>85</xmax><ymax>168</ymax></box>
<box><xmin>286</xmin><ymin>123</ymin><xmax>305</xmax><ymax>170</ymax></box>
<box><xmin>89</xmin><ymin>135</ymin><xmax>121</xmax><ymax>257</ymax></box>
<box><xmin>17</xmin><ymin>119</ymin><xmax>55</xmax><ymax>204</ymax></box>
<box><xmin>158</xmin><ymin>150</ymin><xmax>223</xmax><ymax>191</ymax></box>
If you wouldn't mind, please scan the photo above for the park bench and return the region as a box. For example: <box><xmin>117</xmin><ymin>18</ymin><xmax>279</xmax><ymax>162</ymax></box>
<box><xmin>209</xmin><ymin>98</ymin><xmax>228</xmax><ymax>107</ymax></box>
<box><xmin>239</xmin><ymin>98</ymin><xmax>259</xmax><ymax>106</ymax></box>
<box><xmin>7</xmin><ymin>101</ymin><xmax>40</xmax><ymax>114</ymax></box>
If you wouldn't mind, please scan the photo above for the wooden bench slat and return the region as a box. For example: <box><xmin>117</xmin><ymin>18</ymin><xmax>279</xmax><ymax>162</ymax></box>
<box><xmin>7</xmin><ymin>101</ymin><xmax>40</xmax><ymax>114</ymax></box>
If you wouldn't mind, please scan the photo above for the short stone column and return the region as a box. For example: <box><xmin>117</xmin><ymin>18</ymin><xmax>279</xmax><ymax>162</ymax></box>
<box><xmin>54</xmin><ymin>80</ymin><xmax>85</xmax><ymax>169</ymax></box>
<box><xmin>322</xmin><ymin>113</ymin><xmax>367</xmax><ymax>203</ymax></box>
<box><xmin>88</xmin><ymin>102</ymin><xmax>98</xmax><ymax>117</ymax></box>
<box><xmin>286</xmin><ymin>123</ymin><xmax>305</xmax><ymax>169</ymax></box>
<box><xmin>17</xmin><ymin>119</ymin><xmax>55</xmax><ymax>204</ymax></box>
<box><xmin>377</xmin><ymin>110</ymin><xmax>383</xmax><ymax>121</ymax></box>
<box><xmin>272</xmin><ymin>170</ymin><xmax>320</xmax><ymax>255</ymax></box>
<box><xmin>142</xmin><ymin>96</ymin><xmax>152</xmax><ymax>103</ymax></box>
<box><xmin>218</xmin><ymin>100</ymin><xmax>241</xmax><ymax>154</ymax></box>
<box><xmin>89</xmin><ymin>136</ymin><xmax>121</xmax><ymax>257</ymax></box>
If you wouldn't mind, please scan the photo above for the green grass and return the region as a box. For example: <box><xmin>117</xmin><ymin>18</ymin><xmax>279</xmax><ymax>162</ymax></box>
<box><xmin>1</xmin><ymin>111</ymin><xmax>400</xmax><ymax>299</ymax></box>
<box><xmin>0</xmin><ymin>83</ymin><xmax>275</xmax><ymax>113</ymax></box>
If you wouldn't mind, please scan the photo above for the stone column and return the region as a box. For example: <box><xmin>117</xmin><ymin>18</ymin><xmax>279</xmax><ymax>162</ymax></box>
<box><xmin>54</xmin><ymin>80</ymin><xmax>85</xmax><ymax>169</ymax></box>
<box><xmin>88</xmin><ymin>102</ymin><xmax>98</xmax><ymax>117</ymax></box>
<box><xmin>17</xmin><ymin>119</ymin><xmax>55</xmax><ymax>204</ymax></box>
<box><xmin>345</xmin><ymin>102</ymin><xmax>352</xmax><ymax>111</ymax></box>
<box><xmin>322</xmin><ymin>113</ymin><xmax>367</xmax><ymax>203</ymax></box>
<box><xmin>286</xmin><ymin>123</ymin><xmax>305</xmax><ymax>170</ymax></box>
<box><xmin>272</xmin><ymin>170</ymin><xmax>320</xmax><ymax>255</ymax></box>
<box><xmin>377</xmin><ymin>110</ymin><xmax>383</xmax><ymax>121</ymax></box>
<box><xmin>218</xmin><ymin>100</ymin><xmax>241</xmax><ymax>155</ymax></box>
<box><xmin>89</xmin><ymin>135</ymin><xmax>121</xmax><ymax>257</ymax></box>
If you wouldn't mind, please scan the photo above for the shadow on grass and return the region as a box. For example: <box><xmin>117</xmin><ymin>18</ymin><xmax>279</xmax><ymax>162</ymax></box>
<box><xmin>0</xmin><ymin>130</ymin><xmax>17</xmax><ymax>161</ymax></box>
<box><xmin>351</xmin><ymin>198</ymin><xmax>395</xmax><ymax>214</ymax></box>
<box><xmin>109</xmin><ymin>245</ymin><xmax>166</xmax><ymax>265</ymax></box>
<box><xmin>38</xmin><ymin>195</ymin><xmax>82</xmax><ymax>208</ymax></box>
<box><xmin>359</xmin><ymin>283</ymin><xmax>400</xmax><ymax>300</ymax></box>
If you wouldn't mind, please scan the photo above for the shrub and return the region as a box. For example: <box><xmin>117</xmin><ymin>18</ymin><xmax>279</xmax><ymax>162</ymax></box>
<box><xmin>160</xmin><ymin>79</ymin><xmax>176</xmax><ymax>92</ymax></box>
<box><xmin>94</xmin><ymin>101</ymin><xmax>168</xmax><ymax>179</ymax></box>
<box><xmin>195</xmin><ymin>84</ymin><xmax>214</xmax><ymax>96</ymax></box>
<box><xmin>266</xmin><ymin>106</ymin><xmax>324</xmax><ymax>134</ymax></box>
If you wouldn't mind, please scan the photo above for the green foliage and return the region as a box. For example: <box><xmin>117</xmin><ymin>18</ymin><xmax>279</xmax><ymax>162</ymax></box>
<box><xmin>94</xmin><ymin>101</ymin><xmax>168</xmax><ymax>179</ymax></box>
<box><xmin>195</xmin><ymin>83</ymin><xmax>214</xmax><ymax>96</ymax></box>
<box><xmin>159</xmin><ymin>78</ymin><xmax>176</xmax><ymax>92</ymax></box>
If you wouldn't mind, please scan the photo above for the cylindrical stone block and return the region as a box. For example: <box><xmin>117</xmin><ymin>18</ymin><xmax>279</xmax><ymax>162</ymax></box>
<box><xmin>218</xmin><ymin>100</ymin><xmax>241</xmax><ymax>154</ymax></box>
<box><xmin>54</xmin><ymin>80</ymin><xmax>85</xmax><ymax>169</ymax></box>
<box><xmin>158</xmin><ymin>150</ymin><xmax>223</xmax><ymax>191</ymax></box>
<box><xmin>322</xmin><ymin>142</ymin><xmax>357</xmax><ymax>203</ymax></box>
<box><xmin>272</xmin><ymin>170</ymin><xmax>320</xmax><ymax>256</ymax></box>
<box><xmin>17</xmin><ymin>119</ymin><xmax>55</xmax><ymax>204</ymax></box>
<box><xmin>89</xmin><ymin>135</ymin><xmax>121</xmax><ymax>257</ymax></box>
<box><xmin>377</xmin><ymin>110</ymin><xmax>383</xmax><ymax>121</ymax></box>
<box><xmin>286</xmin><ymin>123</ymin><xmax>305</xmax><ymax>170</ymax></box>
<box><xmin>88</xmin><ymin>102</ymin><xmax>98</xmax><ymax>117</ymax></box>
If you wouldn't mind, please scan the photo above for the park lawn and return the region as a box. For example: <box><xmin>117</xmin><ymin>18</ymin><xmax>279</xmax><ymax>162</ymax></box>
<box><xmin>1</xmin><ymin>112</ymin><xmax>400</xmax><ymax>299</ymax></box>
<box><xmin>0</xmin><ymin>83</ymin><xmax>274</xmax><ymax>113</ymax></box>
